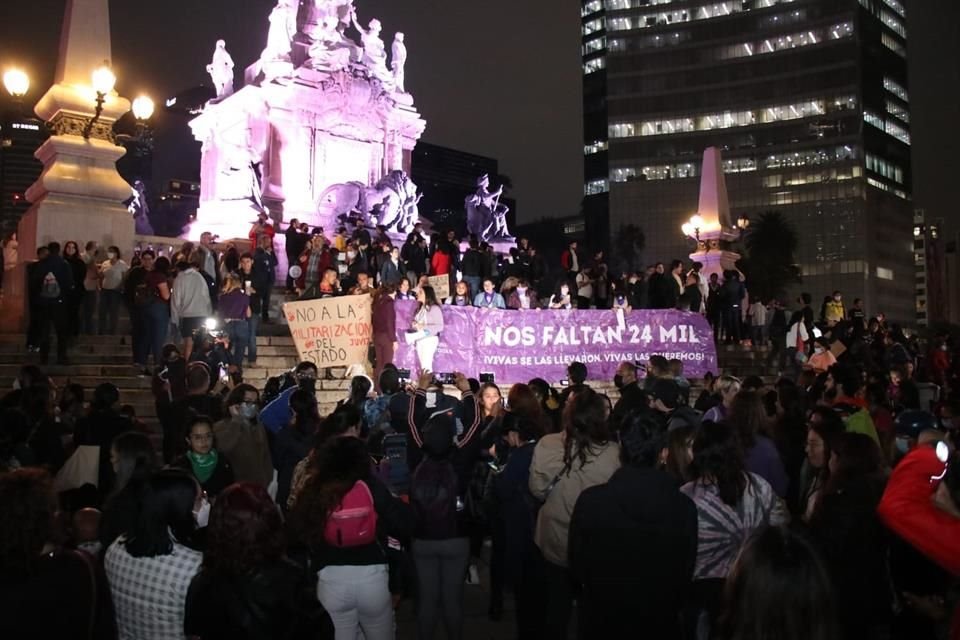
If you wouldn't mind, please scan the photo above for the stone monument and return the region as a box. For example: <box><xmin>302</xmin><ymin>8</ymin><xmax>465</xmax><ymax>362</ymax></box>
<box><xmin>466</xmin><ymin>174</ymin><xmax>513</xmax><ymax>242</ymax></box>
<box><xmin>687</xmin><ymin>147</ymin><xmax>742</xmax><ymax>281</ymax></box>
<box><xmin>189</xmin><ymin>0</ymin><xmax>425</xmax><ymax>245</ymax></box>
<box><xmin>5</xmin><ymin>0</ymin><xmax>134</xmax><ymax>331</ymax></box>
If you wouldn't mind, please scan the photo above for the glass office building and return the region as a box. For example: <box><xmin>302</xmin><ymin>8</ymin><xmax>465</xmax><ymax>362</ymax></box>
<box><xmin>582</xmin><ymin>0</ymin><xmax>913</xmax><ymax>320</ymax></box>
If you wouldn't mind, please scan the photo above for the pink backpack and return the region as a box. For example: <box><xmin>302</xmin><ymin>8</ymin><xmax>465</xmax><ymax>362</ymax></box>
<box><xmin>324</xmin><ymin>480</ymin><xmax>378</xmax><ymax>548</ymax></box>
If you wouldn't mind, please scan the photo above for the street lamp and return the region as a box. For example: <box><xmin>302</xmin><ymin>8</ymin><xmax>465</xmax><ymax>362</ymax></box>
<box><xmin>3</xmin><ymin>68</ymin><xmax>29</xmax><ymax>100</ymax></box>
<box><xmin>131</xmin><ymin>95</ymin><xmax>155</xmax><ymax>122</ymax></box>
<box><xmin>83</xmin><ymin>61</ymin><xmax>116</xmax><ymax>139</ymax></box>
<box><xmin>736</xmin><ymin>214</ymin><xmax>750</xmax><ymax>231</ymax></box>
<box><xmin>681</xmin><ymin>214</ymin><xmax>704</xmax><ymax>244</ymax></box>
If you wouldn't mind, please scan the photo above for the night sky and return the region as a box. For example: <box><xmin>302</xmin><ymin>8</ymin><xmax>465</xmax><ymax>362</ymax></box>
<box><xmin>1</xmin><ymin>1</ymin><xmax>958</xmax><ymax>231</ymax></box>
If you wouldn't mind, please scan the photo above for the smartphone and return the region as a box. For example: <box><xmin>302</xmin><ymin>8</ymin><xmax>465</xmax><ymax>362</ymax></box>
<box><xmin>435</xmin><ymin>372</ymin><xmax>456</xmax><ymax>385</ymax></box>
<box><xmin>397</xmin><ymin>368</ymin><xmax>412</xmax><ymax>382</ymax></box>
<box><xmin>479</xmin><ymin>372</ymin><xmax>495</xmax><ymax>384</ymax></box>
<box><xmin>219</xmin><ymin>365</ymin><xmax>229</xmax><ymax>383</ymax></box>
<box><xmin>560</xmin><ymin>378</ymin><xmax>569</xmax><ymax>386</ymax></box>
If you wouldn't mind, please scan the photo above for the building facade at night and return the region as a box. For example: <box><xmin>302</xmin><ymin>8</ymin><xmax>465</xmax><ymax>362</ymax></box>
<box><xmin>582</xmin><ymin>0</ymin><xmax>913</xmax><ymax>320</ymax></box>
<box><xmin>0</xmin><ymin>116</ymin><xmax>46</xmax><ymax>238</ymax></box>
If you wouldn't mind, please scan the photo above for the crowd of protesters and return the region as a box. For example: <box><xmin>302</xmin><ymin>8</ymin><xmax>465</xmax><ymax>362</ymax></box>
<box><xmin>5</xmin><ymin>217</ymin><xmax>960</xmax><ymax>639</ymax></box>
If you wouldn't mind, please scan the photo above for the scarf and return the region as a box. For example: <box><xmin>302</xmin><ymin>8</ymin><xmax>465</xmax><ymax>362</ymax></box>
<box><xmin>186</xmin><ymin>449</ymin><xmax>219</xmax><ymax>484</ymax></box>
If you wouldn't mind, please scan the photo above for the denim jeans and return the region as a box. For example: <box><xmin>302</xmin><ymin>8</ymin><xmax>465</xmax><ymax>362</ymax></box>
<box><xmin>81</xmin><ymin>289</ymin><xmax>98</xmax><ymax>334</ymax></box>
<box><xmin>246</xmin><ymin>315</ymin><xmax>260</xmax><ymax>363</ymax></box>
<box><xmin>316</xmin><ymin>564</ymin><xmax>393</xmax><ymax>640</ymax></box>
<box><xmin>413</xmin><ymin>538</ymin><xmax>471</xmax><ymax>640</ymax></box>
<box><xmin>99</xmin><ymin>289</ymin><xmax>122</xmax><ymax>335</ymax></box>
<box><xmin>143</xmin><ymin>302</ymin><xmax>169</xmax><ymax>367</ymax></box>
<box><xmin>225</xmin><ymin>319</ymin><xmax>249</xmax><ymax>366</ymax></box>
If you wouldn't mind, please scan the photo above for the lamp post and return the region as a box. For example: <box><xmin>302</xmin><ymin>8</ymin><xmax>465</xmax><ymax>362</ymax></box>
<box><xmin>681</xmin><ymin>213</ymin><xmax>704</xmax><ymax>247</ymax></box>
<box><xmin>83</xmin><ymin>61</ymin><xmax>117</xmax><ymax>139</ymax></box>
<box><xmin>3</xmin><ymin>68</ymin><xmax>29</xmax><ymax>105</ymax></box>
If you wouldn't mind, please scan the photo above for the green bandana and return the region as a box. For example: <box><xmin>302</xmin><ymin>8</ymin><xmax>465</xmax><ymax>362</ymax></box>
<box><xmin>186</xmin><ymin>449</ymin><xmax>218</xmax><ymax>485</ymax></box>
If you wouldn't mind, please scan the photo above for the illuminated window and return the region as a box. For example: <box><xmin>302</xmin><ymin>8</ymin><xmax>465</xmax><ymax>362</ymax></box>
<box><xmin>885</xmin><ymin>99</ymin><xmax>909</xmax><ymax>124</ymax></box>
<box><xmin>585</xmin><ymin>179</ymin><xmax>609</xmax><ymax>195</ymax></box>
<box><xmin>867</xmin><ymin>178</ymin><xmax>909</xmax><ymax>200</ymax></box>
<box><xmin>583</xmin><ymin>37</ymin><xmax>606</xmax><ymax>54</ymax></box>
<box><xmin>865</xmin><ymin>153</ymin><xmax>904</xmax><ymax>183</ymax></box>
<box><xmin>582</xmin><ymin>0</ymin><xmax>603</xmax><ymax>17</ymax></box>
<box><xmin>881</xmin><ymin>33</ymin><xmax>906</xmax><ymax>57</ymax></box>
<box><xmin>864</xmin><ymin>110</ymin><xmax>885</xmax><ymax>130</ymax></box>
<box><xmin>884</xmin><ymin>120</ymin><xmax>911</xmax><ymax>145</ymax></box>
<box><xmin>609</xmin><ymin>96</ymin><xmax>854</xmax><ymax>139</ymax></box>
<box><xmin>880</xmin><ymin>10</ymin><xmax>906</xmax><ymax>38</ymax></box>
<box><xmin>606</xmin><ymin>0</ymin><xmax>797</xmax><ymax>32</ymax></box>
<box><xmin>876</xmin><ymin>267</ymin><xmax>894</xmax><ymax>280</ymax></box>
<box><xmin>584</xmin><ymin>140</ymin><xmax>608</xmax><ymax>155</ymax></box>
<box><xmin>881</xmin><ymin>0</ymin><xmax>905</xmax><ymax>18</ymax></box>
<box><xmin>583</xmin><ymin>57</ymin><xmax>607</xmax><ymax>74</ymax></box>
<box><xmin>884</xmin><ymin>77</ymin><xmax>909</xmax><ymax>102</ymax></box>
<box><xmin>582</xmin><ymin>18</ymin><xmax>603</xmax><ymax>36</ymax></box>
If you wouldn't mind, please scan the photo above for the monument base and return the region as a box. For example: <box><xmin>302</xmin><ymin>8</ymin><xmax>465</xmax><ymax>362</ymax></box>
<box><xmin>689</xmin><ymin>248</ymin><xmax>742</xmax><ymax>283</ymax></box>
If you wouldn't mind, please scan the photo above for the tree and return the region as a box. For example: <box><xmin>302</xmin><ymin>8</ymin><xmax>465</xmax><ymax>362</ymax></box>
<box><xmin>613</xmin><ymin>223</ymin><xmax>646</xmax><ymax>274</ymax></box>
<box><xmin>737</xmin><ymin>211</ymin><xmax>801</xmax><ymax>302</ymax></box>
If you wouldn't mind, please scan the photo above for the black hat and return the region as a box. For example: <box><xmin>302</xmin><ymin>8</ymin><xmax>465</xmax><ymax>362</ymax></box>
<box><xmin>648</xmin><ymin>378</ymin><xmax>682</xmax><ymax>410</ymax></box>
<box><xmin>422</xmin><ymin>410</ymin><xmax>456</xmax><ymax>458</ymax></box>
<box><xmin>895</xmin><ymin>410</ymin><xmax>940</xmax><ymax>439</ymax></box>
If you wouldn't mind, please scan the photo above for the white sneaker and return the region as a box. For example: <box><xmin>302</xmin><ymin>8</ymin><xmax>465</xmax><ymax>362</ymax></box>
<box><xmin>466</xmin><ymin>564</ymin><xmax>480</xmax><ymax>585</ymax></box>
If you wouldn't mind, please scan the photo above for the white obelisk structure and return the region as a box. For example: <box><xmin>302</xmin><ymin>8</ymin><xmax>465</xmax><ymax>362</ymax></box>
<box><xmin>4</xmin><ymin>0</ymin><xmax>133</xmax><ymax>330</ymax></box>
<box><xmin>688</xmin><ymin>147</ymin><xmax>743</xmax><ymax>281</ymax></box>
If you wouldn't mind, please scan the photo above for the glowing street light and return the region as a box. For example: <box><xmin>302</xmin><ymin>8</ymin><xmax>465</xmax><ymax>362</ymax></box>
<box><xmin>83</xmin><ymin>61</ymin><xmax>117</xmax><ymax>139</ymax></box>
<box><xmin>132</xmin><ymin>95</ymin><xmax>155</xmax><ymax>122</ymax></box>
<box><xmin>681</xmin><ymin>213</ymin><xmax>704</xmax><ymax>244</ymax></box>
<box><xmin>3</xmin><ymin>68</ymin><xmax>29</xmax><ymax>98</ymax></box>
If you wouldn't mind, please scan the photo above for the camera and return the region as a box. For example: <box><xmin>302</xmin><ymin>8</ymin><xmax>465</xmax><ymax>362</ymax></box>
<box><xmin>396</xmin><ymin>368</ymin><xmax>412</xmax><ymax>383</ymax></box>
<box><xmin>434</xmin><ymin>372</ymin><xmax>456</xmax><ymax>385</ymax></box>
<box><xmin>479</xmin><ymin>372</ymin><xmax>495</xmax><ymax>384</ymax></box>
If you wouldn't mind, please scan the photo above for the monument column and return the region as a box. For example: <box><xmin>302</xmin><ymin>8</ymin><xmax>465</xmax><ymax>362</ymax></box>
<box><xmin>3</xmin><ymin>0</ymin><xmax>134</xmax><ymax>331</ymax></box>
<box><xmin>684</xmin><ymin>147</ymin><xmax>744</xmax><ymax>282</ymax></box>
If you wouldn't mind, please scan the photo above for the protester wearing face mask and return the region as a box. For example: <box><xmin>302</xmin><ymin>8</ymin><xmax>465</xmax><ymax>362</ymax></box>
<box><xmin>105</xmin><ymin>470</ymin><xmax>204</xmax><ymax>640</ymax></box>
<box><xmin>549</xmin><ymin>282</ymin><xmax>572</xmax><ymax>310</ymax></box>
<box><xmin>97</xmin><ymin>245</ymin><xmax>128</xmax><ymax>335</ymax></box>
<box><xmin>174</xmin><ymin>415</ymin><xmax>235</xmax><ymax>498</ymax></box>
<box><xmin>610</xmin><ymin>362</ymin><xmax>646</xmax><ymax>433</ymax></box>
<box><xmin>506</xmin><ymin>279</ymin><xmax>539</xmax><ymax>310</ymax></box>
<box><xmin>213</xmin><ymin>384</ymin><xmax>274</xmax><ymax>489</ymax></box>
<box><xmin>891</xmin><ymin>410</ymin><xmax>941</xmax><ymax>466</ymax></box>
<box><xmin>805</xmin><ymin>337</ymin><xmax>837</xmax><ymax>374</ymax></box>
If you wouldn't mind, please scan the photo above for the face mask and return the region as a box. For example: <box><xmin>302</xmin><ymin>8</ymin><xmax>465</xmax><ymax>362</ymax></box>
<box><xmin>613</xmin><ymin>375</ymin><xmax>624</xmax><ymax>389</ymax></box>
<box><xmin>834</xmin><ymin>296</ymin><xmax>841</xmax><ymax>302</ymax></box>
<box><xmin>194</xmin><ymin>497</ymin><xmax>211</xmax><ymax>528</ymax></box>
<box><xmin>107</xmin><ymin>252</ymin><xmax>117</xmax><ymax>259</ymax></box>
<box><xmin>239</xmin><ymin>403</ymin><xmax>258</xmax><ymax>421</ymax></box>
<box><xmin>425</xmin><ymin>391</ymin><xmax>438</xmax><ymax>408</ymax></box>
<box><xmin>894</xmin><ymin>437</ymin><xmax>911</xmax><ymax>455</ymax></box>
<box><xmin>517</xmin><ymin>286</ymin><xmax>527</xmax><ymax>294</ymax></box>
<box><xmin>347</xmin><ymin>251</ymin><xmax>357</xmax><ymax>259</ymax></box>
<box><xmin>561</xmin><ymin>287</ymin><xmax>569</xmax><ymax>296</ymax></box>
<box><xmin>814</xmin><ymin>348</ymin><xmax>825</xmax><ymax>355</ymax></box>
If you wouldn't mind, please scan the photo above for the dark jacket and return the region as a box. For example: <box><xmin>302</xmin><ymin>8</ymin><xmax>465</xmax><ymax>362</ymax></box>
<box><xmin>489</xmin><ymin>442</ymin><xmax>538</xmax><ymax>585</ymax></box>
<box><xmin>406</xmin><ymin>390</ymin><xmax>482</xmax><ymax>498</ymax></box>
<box><xmin>173</xmin><ymin>451</ymin><xmax>236</xmax><ymax>497</ymax></box>
<box><xmin>611</xmin><ymin>382</ymin><xmax>647</xmax><ymax>431</ymax></box>
<box><xmin>252</xmin><ymin>248</ymin><xmax>278</xmax><ymax>290</ymax></box>
<box><xmin>372</xmin><ymin>294</ymin><xmax>396</xmax><ymax>341</ymax></box>
<box><xmin>285</xmin><ymin>227</ymin><xmax>308</xmax><ymax>260</ymax></box>
<box><xmin>648</xmin><ymin>273</ymin><xmax>678</xmax><ymax>309</ymax></box>
<box><xmin>808</xmin><ymin>474</ymin><xmax>891</xmax><ymax>637</ymax></box>
<box><xmin>460</xmin><ymin>248</ymin><xmax>483</xmax><ymax>278</ymax></box>
<box><xmin>379</xmin><ymin>259</ymin><xmax>403</xmax><ymax>287</ymax></box>
<box><xmin>73</xmin><ymin>409</ymin><xmax>133</xmax><ymax>497</ymax></box>
<box><xmin>569</xmin><ymin>466</ymin><xmax>698</xmax><ymax>640</ymax></box>
<box><xmin>400</xmin><ymin>241</ymin><xmax>426</xmax><ymax>276</ymax></box>
<box><xmin>185</xmin><ymin>558</ymin><xmax>329</xmax><ymax>640</ymax></box>
<box><xmin>272</xmin><ymin>424</ymin><xmax>313</xmax><ymax>509</ymax></box>
<box><xmin>31</xmin><ymin>254</ymin><xmax>75</xmax><ymax>303</ymax></box>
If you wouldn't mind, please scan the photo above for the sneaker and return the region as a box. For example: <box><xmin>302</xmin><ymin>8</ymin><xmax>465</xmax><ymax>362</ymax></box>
<box><xmin>466</xmin><ymin>564</ymin><xmax>480</xmax><ymax>586</ymax></box>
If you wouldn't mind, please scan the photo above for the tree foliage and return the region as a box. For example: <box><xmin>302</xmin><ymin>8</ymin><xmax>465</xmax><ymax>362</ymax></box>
<box><xmin>613</xmin><ymin>223</ymin><xmax>646</xmax><ymax>274</ymax></box>
<box><xmin>737</xmin><ymin>211</ymin><xmax>801</xmax><ymax>302</ymax></box>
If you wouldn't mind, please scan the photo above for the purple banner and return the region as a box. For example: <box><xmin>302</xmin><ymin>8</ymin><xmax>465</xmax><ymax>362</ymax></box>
<box><xmin>393</xmin><ymin>301</ymin><xmax>718</xmax><ymax>383</ymax></box>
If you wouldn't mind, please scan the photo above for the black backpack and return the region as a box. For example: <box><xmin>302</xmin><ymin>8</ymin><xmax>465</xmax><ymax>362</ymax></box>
<box><xmin>410</xmin><ymin>457</ymin><xmax>459</xmax><ymax>540</ymax></box>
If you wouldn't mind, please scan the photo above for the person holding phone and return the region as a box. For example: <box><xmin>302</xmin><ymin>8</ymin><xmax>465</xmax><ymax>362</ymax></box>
<box><xmin>409</xmin><ymin>285</ymin><xmax>444</xmax><ymax>373</ymax></box>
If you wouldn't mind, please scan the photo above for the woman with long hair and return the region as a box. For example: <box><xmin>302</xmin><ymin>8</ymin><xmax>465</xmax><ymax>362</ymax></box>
<box><xmin>186</xmin><ymin>483</ymin><xmax>326</xmax><ymax>639</ymax></box>
<box><xmin>104</xmin><ymin>469</ymin><xmax>206</xmax><ymax>639</ymax></box>
<box><xmin>528</xmin><ymin>387</ymin><xmax>621</xmax><ymax>638</ymax></box>
<box><xmin>526</xmin><ymin>378</ymin><xmax>562</xmax><ymax>433</ymax></box>
<box><xmin>680</xmin><ymin>421</ymin><xmax>788</xmax><ymax>634</ymax></box>
<box><xmin>727</xmin><ymin>391</ymin><xmax>789</xmax><ymax>498</ymax></box>
<box><xmin>275</xmin><ymin>388</ymin><xmax>323</xmax><ymax>510</ymax></box>
<box><xmin>798</xmin><ymin>407</ymin><xmax>845</xmax><ymax>521</ymax></box>
<box><xmin>411</xmin><ymin>285</ymin><xmax>443</xmax><ymax>373</ymax></box>
<box><xmin>143</xmin><ymin>256</ymin><xmax>172</xmax><ymax>369</ymax></box>
<box><xmin>100</xmin><ymin>431</ymin><xmax>159</xmax><ymax>547</ymax></box>
<box><xmin>0</xmin><ymin>468</ymin><xmax>114</xmax><ymax>639</ymax></box>
<box><xmin>718</xmin><ymin>526</ymin><xmax>840</xmax><ymax>640</ymax></box>
<box><xmin>218</xmin><ymin>273</ymin><xmax>252</xmax><ymax>364</ymax></box>
<box><xmin>173</xmin><ymin>415</ymin><xmax>235</xmax><ymax>498</ymax></box>
<box><xmin>288</xmin><ymin>436</ymin><xmax>412</xmax><ymax>640</ymax></box>
<box><xmin>661</xmin><ymin>422</ymin><xmax>696</xmax><ymax>485</ymax></box>
<box><xmin>286</xmin><ymin>404</ymin><xmax>363</xmax><ymax>511</ymax></box>
<box><xmin>702</xmin><ymin>375</ymin><xmax>741</xmax><ymax>424</ymax></box>
<box><xmin>808</xmin><ymin>433</ymin><xmax>890</xmax><ymax>638</ymax></box>
<box><xmin>62</xmin><ymin>240</ymin><xmax>87</xmax><ymax>336</ymax></box>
